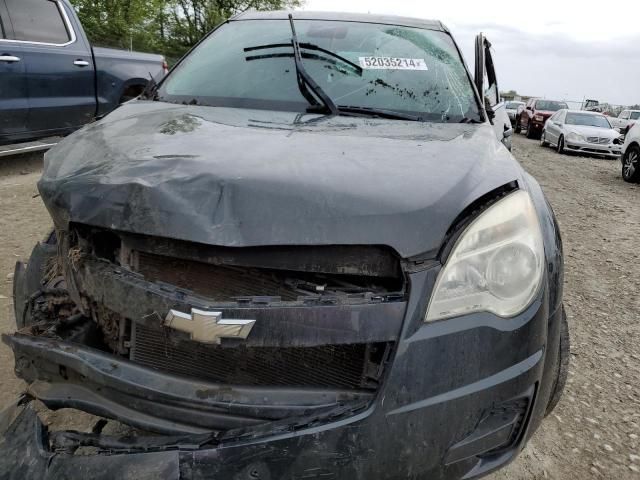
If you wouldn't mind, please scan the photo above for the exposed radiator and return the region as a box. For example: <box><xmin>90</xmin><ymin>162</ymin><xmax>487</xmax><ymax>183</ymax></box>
<box><xmin>135</xmin><ymin>251</ymin><xmax>301</xmax><ymax>301</ymax></box>
<box><xmin>130</xmin><ymin>323</ymin><xmax>390</xmax><ymax>390</ymax></box>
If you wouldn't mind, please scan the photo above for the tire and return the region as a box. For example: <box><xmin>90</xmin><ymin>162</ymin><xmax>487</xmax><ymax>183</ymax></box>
<box><xmin>622</xmin><ymin>144</ymin><xmax>640</xmax><ymax>183</ymax></box>
<box><xmin>119</xmin><ymin>85</ymin><xmax>146</xmax><ymax>104</ymax></box>
<box><xmin>557</xmin><ymin>135</ymin><xmax>565</xmax><ymax>154</ymax></box>
<box><xmin>545</xmin><ymin>307</ymin><xmax>570</xmax><ymax>417</ymax></box>
<box><xmin>526</xmin><ymin>123</ymin><xmax>535</xmax><ymax>139</ymax></box>
<box><xmin>540</xmin><ymin>131</ymin><xmax>549</xmax><ymax>147</ymax></box>
<box><xmin>514</xmin><ymin>117</ymin><xmax>521</xmax><ymax>134</ymax></box>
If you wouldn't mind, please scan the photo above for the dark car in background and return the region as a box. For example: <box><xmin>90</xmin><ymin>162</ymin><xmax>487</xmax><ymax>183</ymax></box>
<box><xmin>0</xmin><ymin>0</ymin><xmax>167</xmax><ymax>146</ymax></box>
<box><xmin>1</xmin><ymin>11</ymin><xmax>567</xmax><ymax>480</ymax></box>
<box><xmin>516</xmin><ymin>98</ymin><xmax>568</xmax><ymax>139</ymax></box>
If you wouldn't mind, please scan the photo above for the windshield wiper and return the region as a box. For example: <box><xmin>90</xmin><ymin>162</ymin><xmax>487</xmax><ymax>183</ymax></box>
<box><xmin>336</xmin><ymin>105</ymin><xmax>422</xmax><ymax>122</ymax></box>
<box><xmin>459</xmin><ymin>117</ymin><xmax>483</xmax><ymax>124</ymax></box>
<box><xmin>285</xmin><ymin>14</ymin><xmax>338</xmax><ymax>115</ymax></box>
<box><xmin>244</xmin><ymin>42</ymin><xmax>363</xmax><ymax>76</ymax></box>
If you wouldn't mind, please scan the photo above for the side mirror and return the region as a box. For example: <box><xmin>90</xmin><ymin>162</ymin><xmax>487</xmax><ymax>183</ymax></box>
<box><xmin>614</xmin><ymin>127</ymin><xmax>622</xmax><ymax>134</ymax></box>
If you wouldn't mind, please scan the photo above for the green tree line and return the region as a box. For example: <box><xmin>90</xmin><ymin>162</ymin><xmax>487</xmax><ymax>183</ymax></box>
<box><xmin>70</xmin><ymin>0</ymin><xmax>302</xmax><ymax>63</ymax></box>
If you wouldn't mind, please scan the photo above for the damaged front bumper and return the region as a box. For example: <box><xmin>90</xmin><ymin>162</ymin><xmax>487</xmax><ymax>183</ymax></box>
<box><xmin>1</xmin><ymin>230</ymin><xmax>565</xmax><ymax>479</ymax></box>
<box><xmin>5</xmin><ymin>334</ymin><xmax>373</xmax><ymax>435</ymax></box>
<box><xmin>2</xmin><ymin>281</ymin><xmax>563</xmax><ymax>479</ymax></box>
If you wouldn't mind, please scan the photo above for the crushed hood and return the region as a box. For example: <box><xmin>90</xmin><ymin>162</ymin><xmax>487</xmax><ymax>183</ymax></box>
<box><xmin>40</xmin><ymin>101</ymin><xmax>524</xmax><ymax>259</ymax></box>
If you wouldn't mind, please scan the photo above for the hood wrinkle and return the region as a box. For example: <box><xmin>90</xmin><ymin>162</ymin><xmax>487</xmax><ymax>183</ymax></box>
<box><xmin>39</xmin><ymin>102</ymin><xmax>524</xmax><ymax>258</ymax></box>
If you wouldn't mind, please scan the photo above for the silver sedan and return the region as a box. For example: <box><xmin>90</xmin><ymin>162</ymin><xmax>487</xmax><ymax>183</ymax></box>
<box><xmin>541</xmin><ymin>109</ymin><xmax>623</xmax><ymax>158</ymax></box>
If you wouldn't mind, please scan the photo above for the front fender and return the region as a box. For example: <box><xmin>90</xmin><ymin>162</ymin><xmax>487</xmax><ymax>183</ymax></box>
<box><xmin>522</xmin><ymin>173</ymin><xmax>564</xmax><ymax>316</ymax></box>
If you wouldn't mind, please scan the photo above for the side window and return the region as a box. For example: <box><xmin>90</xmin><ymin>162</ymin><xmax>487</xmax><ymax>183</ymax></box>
<box><xmin>5</xmin><ymin>0</ymin><xmax>71</xmax><ymax>44</ymax></box>
<box><xmin>483</xmin><ymin>47</ymin><xmax>499</xmax><ymax>107</ymax></box>
<box><xmin>620</xmin><ymin>111</ymin><xmax>630</xmax><ymax>120</ymax></box>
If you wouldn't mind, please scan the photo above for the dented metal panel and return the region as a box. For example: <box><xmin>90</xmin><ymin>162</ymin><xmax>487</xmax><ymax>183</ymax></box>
<box><xmin>39</xmin><ymin>104</ymin><xmax>523</xmax><ymax>260</ymax></box>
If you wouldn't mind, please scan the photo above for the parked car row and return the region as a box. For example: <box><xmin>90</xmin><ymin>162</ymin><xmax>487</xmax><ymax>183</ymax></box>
<box><xmin>515</xmin><ymin>101</ymin><xmax>638</xmax><ymax>184</ymax></box>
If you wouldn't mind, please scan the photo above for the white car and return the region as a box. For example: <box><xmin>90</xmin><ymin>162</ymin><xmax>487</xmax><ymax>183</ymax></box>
<box><xmin>620</xmin><ymin>122</ymin><xmax>640</xmax><ymax>182</ymax></box>
<box><xmin>541</xmin><ymin>109</ymin><xmax>623</xmax><ymax>159</ymax></box>
<box><xmin>608</xmin><ymin>109</ymin><xmax>640</xmax><ymax>133</ymax></box>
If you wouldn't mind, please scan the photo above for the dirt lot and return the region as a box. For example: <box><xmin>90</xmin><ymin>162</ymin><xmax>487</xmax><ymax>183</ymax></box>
<box><xmin>0</xmin><ymin>135</ymin><xmax>639</xmax><ymax>478</ymax></box>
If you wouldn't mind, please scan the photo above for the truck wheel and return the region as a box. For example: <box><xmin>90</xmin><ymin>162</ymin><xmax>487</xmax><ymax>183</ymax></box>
<box><xmin>545</xmin><ymin>307</ymin><xmax>570</xmax><ymax>417</ymax></box>
<box><xmin>622</xmin><ymin>145</ymin><xmax>640</xmax><ymax>183</ymax></box>
<box><xmin>557</xmin><ymin>135</ymin><xmax>565</xmax><ymax>154</ymax></box>
<box><xmin>119</xmin><ymin>85</ymin><xmax>145</xmax><ymax>104</ymax></box>
<box><xmin>514</xmin><ymin>118</ymin><xmax>521</xmax><ymax>134</ymax></box>
<box><xmin>526</xmin><ymin>124</ymin><xmax>536</xmax><ymax>139</ymax></box>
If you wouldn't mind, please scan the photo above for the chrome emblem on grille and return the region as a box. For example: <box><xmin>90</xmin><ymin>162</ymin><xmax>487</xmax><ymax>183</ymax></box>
<box><xmin>164</xmin><ymin>308</ymin><xmax>255</xmax><ymax>344</ymax></box>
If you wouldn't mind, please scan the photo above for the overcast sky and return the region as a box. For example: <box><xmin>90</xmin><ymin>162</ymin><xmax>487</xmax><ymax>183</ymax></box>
<box><xmin>300</xmin><ymin>0</ymin><xmax>640</xmax><ymax>106</ymax></box>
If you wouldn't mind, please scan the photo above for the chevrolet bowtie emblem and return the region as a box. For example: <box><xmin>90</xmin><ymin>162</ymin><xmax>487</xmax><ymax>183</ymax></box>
<box><xmin>164</xmin><ymin>308</ymin><xmax>255</xmax><ymax>344</ymax></box>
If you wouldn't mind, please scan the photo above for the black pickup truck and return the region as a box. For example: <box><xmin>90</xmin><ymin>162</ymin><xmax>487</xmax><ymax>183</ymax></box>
<box><xmin>0</xmin><ymin>0</ymin><xmax>167</xmax><ymax>146</ymax></box>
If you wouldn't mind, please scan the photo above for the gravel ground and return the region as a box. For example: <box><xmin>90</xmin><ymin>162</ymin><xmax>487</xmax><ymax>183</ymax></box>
<box><xmin>0</xmin><ymin>135</ymin><xmax>639</xmax><ymax>478</ymax></box>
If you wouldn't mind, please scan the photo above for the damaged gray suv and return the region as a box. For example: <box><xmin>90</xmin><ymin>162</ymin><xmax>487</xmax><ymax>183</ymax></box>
<box><xmin>2</xmin><ymin>11</ymin><xmax>568</xmax><ymax>480</ymax></box>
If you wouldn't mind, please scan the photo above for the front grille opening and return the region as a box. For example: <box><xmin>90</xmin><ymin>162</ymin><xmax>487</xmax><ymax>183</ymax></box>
<box><xmin>70</xmin><ymin>225</ymin><xmax>406</xmax><ymax>302</ymax></box>
<box><xmin>131</xmin><ymin>322</ymin><xmax>393</xmax><ymax>390</ymax></box>
<box><xmin>87</xmin><ymin>230</ymin><xmax>121</xmax><ymax>263</ymax></box>
<box><xmin>134</xmin><ymin>251</ymin><xmax>403</xmax><ymax>301</ymax></box>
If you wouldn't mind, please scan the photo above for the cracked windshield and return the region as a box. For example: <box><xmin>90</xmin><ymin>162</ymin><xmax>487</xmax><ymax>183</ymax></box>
<box><xmin>160</xmin><ymin>20</ymin><xmax>480</xmax><ymax>122</ymax></box>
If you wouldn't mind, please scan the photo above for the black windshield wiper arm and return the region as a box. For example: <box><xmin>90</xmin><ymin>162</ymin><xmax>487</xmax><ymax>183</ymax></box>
<box><xmin>287</xmin><ymin>14</ymin><xmax>338</xmax><ymax>115</ymax></box>
<box><xmin>244</xmin><ymin>42</ymin><xmax>363</xmax><ymax>75</ymax></box>
<box><xmin>336</xmin><ymin>105</ymin><xmax>422</xmax><ymax>122</ymax></box>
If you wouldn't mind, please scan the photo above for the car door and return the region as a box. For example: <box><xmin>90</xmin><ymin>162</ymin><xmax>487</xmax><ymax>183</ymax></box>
<box><xmin>545</xmin><ymin>111</ymin><xmax>562</xmax><ymax>144</ymax></box>
<box><xmin>0</xmin><ymin>0</ymin><xmax>28</xmax><ymax>139</ymax></box>
<box><xmin>474</xmin><ymin>33</ymin><xmax>513</xmax><ymax>150</ymax></box>
<box><xmin>3</xmin><ymin>0</ymin><xmax>96</xmax><ymax>135</ymax></box>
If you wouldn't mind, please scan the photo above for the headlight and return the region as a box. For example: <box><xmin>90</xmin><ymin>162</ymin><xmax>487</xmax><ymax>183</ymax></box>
<box><xmin>534</xmin><ymin>115</ymin><xmax>544</xmax><ymax>122</ymax></box>
<box><xmin>567</xmin><ymin>132</ymin><xmax>584</xmax><ymax>143</ymax></box>
<box><xmin>425</xmin><ymin>191</ymin><xmax>544</xmax><ymax>322</ymax></box>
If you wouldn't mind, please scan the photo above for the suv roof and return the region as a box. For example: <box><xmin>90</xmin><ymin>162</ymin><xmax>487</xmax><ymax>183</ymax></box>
<box><xmin>233</xmin><ymin>10</ymin><xmax>447</xmax><ymax>32</ymax></box>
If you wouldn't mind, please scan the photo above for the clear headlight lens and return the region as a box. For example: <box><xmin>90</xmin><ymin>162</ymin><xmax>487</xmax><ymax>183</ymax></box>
<box><xmin>425</xmin><ymin>191</ymin><xmax>544</xmax><ymax>322</ymax></box>
<box><xmin>567</xmin><ymin>132</ymin><xmax>584</xmax><ymax>142</ymax></box>
<box><xmin>534</xmin><ymin>115</ymin><xmax>544</xmax><ymax>122</ymax></box>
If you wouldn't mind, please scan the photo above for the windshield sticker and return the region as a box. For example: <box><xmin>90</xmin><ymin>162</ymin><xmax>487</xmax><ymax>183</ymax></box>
<box><xmin>359</xmin><ymin>57</ymin><xmax>428</xmax><ymax>71</ymax></box>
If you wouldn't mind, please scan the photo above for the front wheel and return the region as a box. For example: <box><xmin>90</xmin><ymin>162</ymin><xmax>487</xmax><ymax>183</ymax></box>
<box><xmin>622</xmin><ymin>145</ymin><xmax>640</xmax><ymax>183</ymax></box>
<box><xmin>557</xmin><ymin>135</ymin><xmax>565</xmax><ymax>154</ymax></box>
<box><xmin>526</xmin><ymin>124</ymin><xmax>535</xmax><ymax>139</ymax></box>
